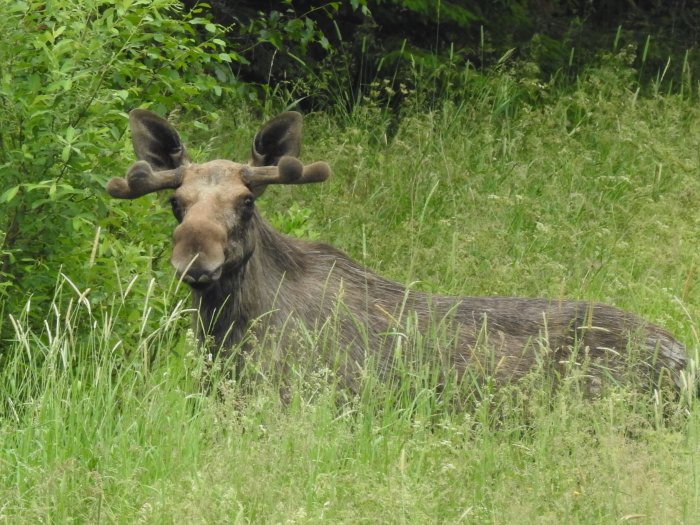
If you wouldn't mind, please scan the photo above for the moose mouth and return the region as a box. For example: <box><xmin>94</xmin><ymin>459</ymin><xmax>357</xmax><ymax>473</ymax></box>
<box><xmin>178</xmin><ymin>265</ymin><xmax>223</xmax><ymax>290</ymax></box>
<box><xmin>187</xmin><ymin>281</ymin><xmax>215</xmax><ymax>292</ymax></box>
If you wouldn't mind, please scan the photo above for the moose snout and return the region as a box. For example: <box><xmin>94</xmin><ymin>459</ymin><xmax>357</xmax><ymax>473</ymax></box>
<box><xmin>177</xmin><ymin>265</ymin><xmax>224</xmax><ymax>285</ymax></box>
<box><xmin>171</xmin><ymin>219</ymin><xmax>226</xmax><ymax>285</ymax></box>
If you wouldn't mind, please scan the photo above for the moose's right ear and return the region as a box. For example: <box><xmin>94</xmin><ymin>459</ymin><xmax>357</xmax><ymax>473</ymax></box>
<box><xmin>129</xmin><ymin>109</ymin><xmax>190</xmax><ymax>170</ymax></box>
<box><xmin>251</xmin><ymin>111</ymin><xmax>302</xmax><ymax>167</ymax></box>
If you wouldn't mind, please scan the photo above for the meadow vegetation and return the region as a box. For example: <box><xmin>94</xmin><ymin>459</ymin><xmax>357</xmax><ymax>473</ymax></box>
<box><xmin>1</xmin><ymin>1</ymin><xmax>700</xmax><ymax>523</ymax></box>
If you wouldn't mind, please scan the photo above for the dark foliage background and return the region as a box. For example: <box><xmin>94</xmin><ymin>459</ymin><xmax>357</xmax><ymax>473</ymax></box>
<box><xmin>187</xmin><ymin>0</ymin><xmax>700</xmax><ymax>110</ymax></box>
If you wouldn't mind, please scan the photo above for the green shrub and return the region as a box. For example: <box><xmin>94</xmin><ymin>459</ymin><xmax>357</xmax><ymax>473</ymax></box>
<box><xmin>0</xmin><ymin>0</ymin><xmax>242</xmax><ymax>335</ymax></box>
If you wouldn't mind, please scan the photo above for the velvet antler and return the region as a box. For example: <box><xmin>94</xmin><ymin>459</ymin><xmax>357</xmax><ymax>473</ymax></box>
<box><xmin>242</xmin><ymin>156</ymin><xmax>331</xmax><ymax>190</ymax></box>
<box><xmin>106</xmin><ymin>161</ymin><xmax>184</xmax><ymax>199</ymax></box>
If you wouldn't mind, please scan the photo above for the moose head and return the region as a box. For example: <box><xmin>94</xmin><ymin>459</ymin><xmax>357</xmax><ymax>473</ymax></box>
<box><xmin>107</xmin><ymin>109</ymin><xmax>331</xmax><ymax>288</ymax></box>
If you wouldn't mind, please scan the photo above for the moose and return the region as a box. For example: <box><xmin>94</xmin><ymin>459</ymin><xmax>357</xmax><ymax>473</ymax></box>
<box><xmin>107</xmin><ymin>109</ymin><xmax>688</xmax><ymax>394</ymax></box>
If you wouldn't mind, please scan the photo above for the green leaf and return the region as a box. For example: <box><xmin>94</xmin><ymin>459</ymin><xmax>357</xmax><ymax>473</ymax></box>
<box><xmin>61</xmin><ymin>145</ymin><xmax>71</xmax><ymax>162</ymax></box>
<box><xmin>0</xmin><ymin>185</ymin><xmax>20</xmax><ymax>203</ymax></box>
<box><xmin>8</xmin><ymin>1</ymin><xmax>28</xmax><ymax>13</ymax></box>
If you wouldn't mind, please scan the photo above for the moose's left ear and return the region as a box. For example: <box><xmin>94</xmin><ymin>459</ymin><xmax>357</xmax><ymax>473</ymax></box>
<box><xmin>129</xmin><ymin>109</ymin><xmax>190</xmax><ymax>170</ymax></box>
<box><xmin>251</xmin><ymin>111</ymin><xmax>302</xmax><ymax>167</ymax></box>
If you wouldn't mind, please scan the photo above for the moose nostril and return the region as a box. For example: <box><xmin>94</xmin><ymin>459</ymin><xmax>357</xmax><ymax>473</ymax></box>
<box><xmin>178</xmin><ymin>265</ymin><xmax>223</xmax><ymax>285</ymax></box>
<box><xmin>182</xmin><ymin>267</ymin><xmax>211</xmax><ymax>283</ymax></box>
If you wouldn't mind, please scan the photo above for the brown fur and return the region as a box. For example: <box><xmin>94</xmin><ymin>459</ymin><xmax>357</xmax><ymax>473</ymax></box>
<box><xmin>107</xmin><ymin>109</ymin><xmax>688</xmax><ymax>394</ymax></box>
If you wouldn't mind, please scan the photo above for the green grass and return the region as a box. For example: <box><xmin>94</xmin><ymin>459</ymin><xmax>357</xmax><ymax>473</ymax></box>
<box><xmin>2</xmin><ymin>62</ymin><xmax>700</xmax><ymax>523</ymax></box>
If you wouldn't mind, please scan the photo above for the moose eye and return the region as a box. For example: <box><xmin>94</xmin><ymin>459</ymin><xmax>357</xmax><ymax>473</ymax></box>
<box><xmin>169</xmin><ymin>197</ymin><xmax>184</xmax><ymax>222</ymax></box>
<box><xmin>240</xmin><ymin>195</ymin><xmax>255</xmax><ymax>220</ymax></box>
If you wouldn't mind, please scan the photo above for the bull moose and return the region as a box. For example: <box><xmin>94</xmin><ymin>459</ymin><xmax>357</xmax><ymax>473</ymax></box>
<box><xmin>107</xmin><ymin>109</ymin><xmax>688</xmax><ymax>394</ymax></box>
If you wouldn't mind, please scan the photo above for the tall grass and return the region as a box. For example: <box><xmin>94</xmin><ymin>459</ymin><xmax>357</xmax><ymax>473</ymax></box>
<box><xmin>2</xmin><ymin>56</ymin><xmax>700</xmax><ymax>522</ymax></box>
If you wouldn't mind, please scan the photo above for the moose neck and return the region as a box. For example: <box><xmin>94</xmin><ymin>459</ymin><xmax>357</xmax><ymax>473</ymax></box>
<box><xmin>190</xmin><ymin>211</ymin><xmax>308</xmax><ymax>353</ymax></box>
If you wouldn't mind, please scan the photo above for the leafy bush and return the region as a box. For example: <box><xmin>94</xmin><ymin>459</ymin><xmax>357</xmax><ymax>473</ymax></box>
<box><xmin>0</xmin><ymin>0</ymin><xmax>242</xmax><ymax>334</ymax></box>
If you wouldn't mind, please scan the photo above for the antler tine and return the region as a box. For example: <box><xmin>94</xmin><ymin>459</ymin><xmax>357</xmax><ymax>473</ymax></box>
<box><xmin>106</xmin><ymin>161</ymin><xmax>184</xmax><ymax>199</ymax></box>
<box><xmin>242</xmin><ymin>155</ymin><xmax>331</xmax><ymax>189</ymax></box>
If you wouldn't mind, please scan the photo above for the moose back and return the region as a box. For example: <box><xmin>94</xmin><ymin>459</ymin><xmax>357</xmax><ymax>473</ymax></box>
<box><xmin>107</xmin><ymin>109</ymin><xmax>688</xmax><ymax>394</ymax></box>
